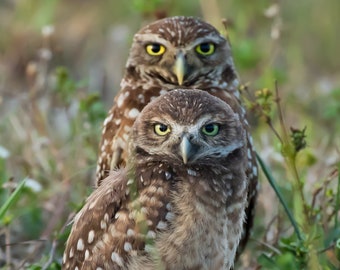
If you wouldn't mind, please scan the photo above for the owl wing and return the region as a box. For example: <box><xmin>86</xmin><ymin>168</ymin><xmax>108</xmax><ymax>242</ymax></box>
<box><xmin>62</xmin><ymin>169</ymin><xmax>128</xmax><ymax>270</ymax></box>
<box><xmin>96</xmin><ymin>97</ymin><xmax>133</xmax><ymax>186</ymax></box>
<box><xmin>96</xmin><ymin>84</ymin><xmax>167</xmax><ymax>187</ymax></box>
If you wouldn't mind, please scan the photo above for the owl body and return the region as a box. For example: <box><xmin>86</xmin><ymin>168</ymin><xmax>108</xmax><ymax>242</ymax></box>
<box><xmin>96</xmin><ymin>15</ymin><xmax>257</xmax><ymax>264</ymax></box>
<box><xmin>63</xmin><ymin>90</ymin><xmax>249</xmax><ymax>270</ymax></box>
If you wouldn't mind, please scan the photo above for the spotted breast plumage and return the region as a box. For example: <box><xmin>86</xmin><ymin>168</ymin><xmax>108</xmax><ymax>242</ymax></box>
<box><xmin>63</xmin><ymin>89</ymin><xmax>250</xmax><ymax>270</ymax></box>
<box><xmin>96</xmin><ymin>16</ymin><xmax>257</xmax><ymax>259</ymax></box>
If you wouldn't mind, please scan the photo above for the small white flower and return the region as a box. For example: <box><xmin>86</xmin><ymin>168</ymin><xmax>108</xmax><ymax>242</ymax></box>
<box><xmin>0</xmin><ymin>145</ymin><xmax>10</xmax><ymax>159</ymax></box>
<box><xmin>42</xmin><ymin>25</ymin><xmax>55</xmax><ymax>37</ymax></box>
<box><xmin>264</xmin><ymin>4</ymin><xmax>279</xmax><ymax>18</ymax></box>
<box><xmin>25</xmin><ymin>178</ymin><xmax>42</xmax><ymax>192</ymax></box>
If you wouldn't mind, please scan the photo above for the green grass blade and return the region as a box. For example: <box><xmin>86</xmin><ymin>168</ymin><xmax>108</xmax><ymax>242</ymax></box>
<box><xmin>256</xmin><ymin>153</ymin><xmax>303</xmax><ymax>241</ymax></box>
<box><xmin>0</xmin><ymin>179</ymin><xmax>26</xmax><ymax>221</ymax></box>
<box><xmin>335</xmin><ymin>163</ymin><xmax>340</xmax><ymax>229</ymax></box>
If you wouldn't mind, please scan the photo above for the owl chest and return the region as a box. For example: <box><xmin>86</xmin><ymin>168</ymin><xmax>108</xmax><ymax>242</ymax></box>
<box><xmin>157</xmin><ymin>207</ymin><xmax>231</xmax><ymax>269</ymax></box>
<box><xmin>154</xmin><ymin>184</ymin><xmax>235</xmax><ymax>270</ymax></box>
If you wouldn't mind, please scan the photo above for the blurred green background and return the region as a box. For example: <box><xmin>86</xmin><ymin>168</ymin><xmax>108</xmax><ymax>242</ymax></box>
<box><xmin>0</xmin><ymin>0</ymin><xmax>339</xmax><ymax>269</ymax></box>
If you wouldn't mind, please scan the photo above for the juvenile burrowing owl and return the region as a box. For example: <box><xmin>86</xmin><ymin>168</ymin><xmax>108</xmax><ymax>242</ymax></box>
<box><xmin>97</xmin><ymin>16</ymin><xmax>257</xmax><ymax>256</ymax></box>
<box><xmin>63</xmin><ymin>89</ymin><xmax>249</xmax><ymax>270</ymax></box>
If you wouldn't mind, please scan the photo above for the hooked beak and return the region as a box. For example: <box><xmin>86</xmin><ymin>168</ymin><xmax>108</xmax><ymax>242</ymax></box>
<box><xmin>180</xmin><ymin>135</ymin><xmax>193</xmax><ymax>164</ymax></box>
<box><xmin>173</xmin><ymin>53</ymin><xmax>185</xmax><ymax>85</ymax></box>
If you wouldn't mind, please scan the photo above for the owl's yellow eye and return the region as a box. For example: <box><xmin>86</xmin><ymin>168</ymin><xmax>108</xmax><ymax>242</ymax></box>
<box><xmin>202</xmin><ymin>123</ymin><xmax>219</xmax><ymax>136</ymax></box>
<box><xmin>154</xmin><ymin>123</ymin><xmax>171</xmax><ymax>136</ymax></box>
<box><xmin>195</xmin><ymin>43</ymin><xmax>215</xmax><ymax>56</ymax></box>
<box><xmin>146</xmin><ymin>43</ymin><xmax>166</xmax><ymax>56</ymax></box>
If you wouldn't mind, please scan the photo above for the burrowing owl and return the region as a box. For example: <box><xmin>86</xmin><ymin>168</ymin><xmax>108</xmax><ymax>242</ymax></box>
<box><xmin>63</xmin><ymin>89</ymin><xmax>249</xmax><ymax>270</ymax></box>
<box><xmin>97</xmin><ymin>16</ymin><xmax>257</xmax><ymax>256</ymax></box>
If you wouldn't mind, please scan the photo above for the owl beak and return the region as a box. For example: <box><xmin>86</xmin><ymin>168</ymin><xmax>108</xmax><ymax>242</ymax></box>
<box><xmin>180</xmin><ymin>135</ymin><xmax>193</xmax><ymax>164</ymax></box>
<box><xmin>173</xmin><ymin>53</ymin><xmax>185</xmax><ymax>85</ymax></box>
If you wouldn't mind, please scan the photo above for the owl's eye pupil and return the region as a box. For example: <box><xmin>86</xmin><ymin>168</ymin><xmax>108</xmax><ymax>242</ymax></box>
<box><xmin>159</xmin><ymin>124</ymin><xmax>167</xmax><ymax>132</ymax></box>
<box><xmin>200</xmin><ymin>43</ymin><xmax>211</xmax><ymax>53</ymax></box>
<box><xmin>151</xmin><ymin>44</ymin><xmax>160</xmax><ymax>53</ymax></box>
<box><xmin>205</xmin><ymin>124</ymin><xmax>215</xmax><ymax>132</ymax></box>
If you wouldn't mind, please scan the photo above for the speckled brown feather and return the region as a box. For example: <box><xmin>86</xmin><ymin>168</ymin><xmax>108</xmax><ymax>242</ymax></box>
<box><xmin>95</xmin><ymin>16</ymin><xmax>258</xmax><ymax>261</ymax></box>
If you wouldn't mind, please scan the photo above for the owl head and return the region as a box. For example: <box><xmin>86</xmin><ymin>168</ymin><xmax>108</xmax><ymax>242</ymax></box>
<box><xmin>126</xmin><ymin>16</ymin><xmax>237</xmax><ymax>88</ymax></box>
<box><xmin>130</xmin><ymin>89</ymin><xmax>246</xmax><ymax>168</ymax></box>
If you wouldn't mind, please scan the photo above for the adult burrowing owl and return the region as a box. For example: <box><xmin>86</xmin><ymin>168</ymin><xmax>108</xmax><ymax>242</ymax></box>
<box><xmin>97</xmin><ymin>16</ymin><xmax>257</xmax><ymax>255</ymax></box>
<box><xmin>63</xmin><ymin>89</ymin><xmax>249</xmax><ymax>270</ymax></box>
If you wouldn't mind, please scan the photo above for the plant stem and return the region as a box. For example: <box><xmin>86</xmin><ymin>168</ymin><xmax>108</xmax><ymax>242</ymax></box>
<box><xmin>256</xmin><ymin>153</ymin><xmax>303</xmax><ymax>241</ymax></box>
<box><xmin>274</xmin><ymin>82</ymin><xmax>309</xmax><ymax>224</ymax></box>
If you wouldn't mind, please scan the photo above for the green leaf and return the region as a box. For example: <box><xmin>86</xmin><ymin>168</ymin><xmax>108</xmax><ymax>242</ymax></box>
<box><xmin>0</xmin><ymin>179</ymin><xmax>26</xmax><ymax>222</ymax></box>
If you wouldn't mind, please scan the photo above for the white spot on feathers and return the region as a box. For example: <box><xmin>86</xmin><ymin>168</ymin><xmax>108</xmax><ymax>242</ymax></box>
<box><xmin>127</xmin><ymin>108</ymin><xmax>140</xmax><ymax>119</ymax></box>
<box><xmin>117</xmin><ymin>91</ymin><xmax>130</xmax><ymax>108</ymax></box>
<box><xmin>76</xmin><ymin>238</ymin><xmax>84</xmax><ymax>251</ymax></box>
<box><xmin>88</xmin><ymin>230</ymin><xmax>95</xmax><ymax>244</ymax></box>
<box><xmin>111</xmin><ymin>252</ymin><xmax>124</xmax><ymax>266</ymax></box>
<box><xmin>124</xmin><ymin>242</ymin><xmax>133</xmax><ymax>252</ymax></box>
